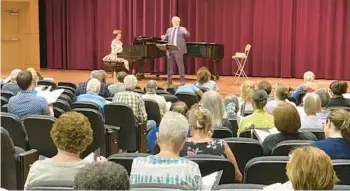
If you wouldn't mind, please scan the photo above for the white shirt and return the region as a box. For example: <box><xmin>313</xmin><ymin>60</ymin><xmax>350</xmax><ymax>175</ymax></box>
<box><xmin>142</xmin><ymin>93</ymin><xmax>168</xmax><ymax>117</ymax></box>
<box><xmin>173</xmin><ymin>27</ymin><xmax>178</xmax><ymax>46</ymax></box>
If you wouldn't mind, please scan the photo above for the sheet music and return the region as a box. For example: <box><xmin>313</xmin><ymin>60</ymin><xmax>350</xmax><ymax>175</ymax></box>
<box><xmin>166</xmin><ymin>102</ymin><xmax>172</xmax><ymax>111</ymax></box>
<box><xmin>36</xmin><ymin>88</ymin><xmax>64</xmax><ymax>104</ymax></box>
<box><xmin>254</xmin><ymin>128</ymin><xmax>279</xmax><ymax>143</ymax></box>
<box><xmin>202</xmin><ymin>171</ymin><xmax>222</xmax><ymax>191</ymax></box>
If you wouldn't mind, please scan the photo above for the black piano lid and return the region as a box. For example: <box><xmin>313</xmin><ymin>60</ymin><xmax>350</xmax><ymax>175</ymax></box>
<box><xmin>187</xmin><ymin>42</ymin><xmax>224</xmax><ymax>46</ymax></box>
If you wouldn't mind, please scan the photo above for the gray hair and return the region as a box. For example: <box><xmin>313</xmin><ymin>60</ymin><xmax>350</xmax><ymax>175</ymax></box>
<box><xmin>158</xmin><ymin>111</ymin><xmax>189</xmax><ymax>146</ymax></box>
<box><xmin>86</xmin><ymin>78</ymin><xmax>101</xmax><ymax>93</ymax></box>
<box><xmin>123</xmin><ymin>75</ymin><xmax>138</xmax><ymax>89</ymax></box>
<box><xmin>315</xmin><ymin>89</ymin><xmax>330</xmax><ymax>107</ymax></box>
<box><xmin>224</xmin><ymin>94</ymin><xmax>240</xmax><ymax>113</ymax></box>
<box><xmin>303</xmin><ymin>93</ymin><xmax>322</xmax><ymax>115</ymax></box>
<box><xmin>10</xmin><ymin>69</ymin><xmax>21</xmax><ymax>82</ymax></box>
<box><xmin>74</xmin><ymin>162</ymin><xmax>130</xmax><ymax>190</ymax></box>
<box><xmin>90</xmin><ymin>70</ymin><xmax>106</xmax><ymax>83</ymax></box>
<box><xmin>200</xmin><ymin>90</ymin><xmax>226</xmax><ymax>127</ymax></box>
<box><xmin>145</xmin><ymin>80</ymin><xmax>157</xmax><ymax>93</ymax></box>
<box><xmin>304</xmin><ymin>71</ymin><xmax>315</xmax><ymax>82</ymax></box>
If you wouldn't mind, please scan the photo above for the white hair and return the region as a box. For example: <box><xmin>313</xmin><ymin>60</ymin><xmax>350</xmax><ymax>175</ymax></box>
<box><xmin>200</xmin><ymin>90</ymin><xmax>226</xmax><ymax>127</ymax></box>
<box><xmin>123</xmin><ymin>75</ymin><xmax>138</xmax><ymax>89</ymax></box>
<box><xmin>145</xmin><ymin>80</ymin><xmax>157</xmax><ymax>93</ymax></box>
<box><xmin>86</xmin><ymin>78</ymin><xmax>101</xmax><ymax>93</ymax></box>
<box><xmin>303</xmin><ymin>93</ymin><xmax>322</xmax><ymax>115</ymax></box>
<box><xmin>10</xmin><ymin>69</ymin><xmax>21</xmax><ymax>82</ymax></box>
<box><xmin>172</xmin><ymin>16</ymin><xmax>180</xmax><ymax>22</ymax></box>
<box><xmin>303</xmin><ymin>71</ymin><xmax>315</xmax><ymax>82</ymax></box>
<box><xmin>158</xmin><ymin>111</ymin><xmax>189</xmax><ymax>145</ymax></box>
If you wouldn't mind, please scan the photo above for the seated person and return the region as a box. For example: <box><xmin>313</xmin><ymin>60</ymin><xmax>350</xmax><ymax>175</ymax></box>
<box><xmin>201</xmin><ymin>90</ymin><xmax>231</xmax><ymax>130</ymax></box>
<box><xmin>224</xmin><ymin>94</ymin><xmax>240</xmax><ymax>121</ymax></box>
<box><xmin>108</xmin><ymin>71</ymin><xmax>127</xmax><ymax>95</ymax></box>
<box><xmin>24</xmin><ymin>112</ymin><xmax>107</xmax><ymax>189</ymax></box>
<box><xmin>193</xmin><ymin>66</ymin><xmax>219</xmax><ymax>91</ymax></box>
<box><xmin>76</xmin><ymin>70</ymin><xmax>110</xmax><ymax>97</ymax></box>
<box><xmin>238</xmin><ymin>89</ymin><xmax>274</xmax><ymax>136</ymax></box>
<box><xmin>27</xmin><ymin>68</ymin><xmax>41</xmax><ymax>95</ymax></box>
<box><xmin>76</xmin><ymin>78</ymin><xmax>106</xmax><ymax>112</ymax></box>
<box><xmin>1</xmin><ymin>69</ymin><xmax>21</xmax><ymax>95</ymax></box>
<box><xmin>291</xmin><ymin>71</ymin><xmax>318</xmax><ymax>104</ymax></box>
<box><xmin>264</xmin><ymin>146</ymin><xmax>338</xmax><ymax>190</ymax></box>
<box><xmin>8</xmin><ymin>70</ymin><xmax>53</xmax><ymax>119</ymax></box>
<box><xmin>74</xmin><ymin>162</ymin><xmax>130</xmax><ymax>190</ymax></box>
<box><xmin>326</xmin><ymin>80</ymin><xmax>350</xmax><ymax>108</ymax></box>
<box><xmin>238</xmin><ymin>80</ymin><xmax>255</xmax><ymax>116</ymax></box>
<box><xmin>180</xmin><ymin>104</ymin><xmax>242</xmax><ymax>182</ymax></box>
<box><xmin>262</xmin><ymin>103</ymin><xmax>317</xmax><ymax>155</ymax></box>
<box><xmin>315</xmin><ymin>88</ymin><xmax>331</xmax><ymax>122</ymax></box>
<box><xmin>301</xmin><ymin>93</ymin><xmax>323</xmax><ymax>129</ymax></box>
<box><xmin>130</xmin><ymin>112</ymin><xmax>203</xmax><ymax>190</ymax></box>
<box><xmin>171</xmin><ymin>101</ymin><xmax>189</xmax><ymax>116</ymax></box>
<box><xmin>257</xmin><ymin>80</ymin><xmax>273</xmax><ymax>100</ymax></box>
<box><xmin>265</xmin><ymin>85</ymin><xmax>295</xmax><ymax>114</ymax></box>
<box><xmin>142</xmin><ymin>80</ymin><xmax>168</xmax><ymax>117</ymax></box>
<box><xmin>313</xmin><ymin>109</ymin><xmax>350</xmax><ymax>159</ymax></box>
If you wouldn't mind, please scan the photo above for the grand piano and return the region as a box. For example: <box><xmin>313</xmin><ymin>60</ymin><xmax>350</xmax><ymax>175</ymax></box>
<box><xmin>117</xmin><ymin>36</ymin><xmax>224</xmax><ymax>79</ymax></box>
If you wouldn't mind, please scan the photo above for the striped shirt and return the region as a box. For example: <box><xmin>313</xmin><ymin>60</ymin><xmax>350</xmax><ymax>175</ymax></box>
<box><xmin>112</xmin><ymin>91</ymin><xmax>147</xmax><ymax>122</ymax></box>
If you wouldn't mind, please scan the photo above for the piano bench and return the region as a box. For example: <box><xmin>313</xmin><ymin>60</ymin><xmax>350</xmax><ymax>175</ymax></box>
<box><xmin>103</xmin><ymin>61</ymin><xmax>128</xmax><ymax>74</ymax></box>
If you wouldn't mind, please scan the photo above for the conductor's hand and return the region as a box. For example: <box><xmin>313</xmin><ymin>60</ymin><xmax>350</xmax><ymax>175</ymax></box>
<box><xmin>161</xmin><ymin>35</ymin><xmax>166</xmax><ymax>40</ymax></box>
<box><xmin>180</xmin><ymin>27</ymin><xmax>187</xmax><ymax>34</ymax></box>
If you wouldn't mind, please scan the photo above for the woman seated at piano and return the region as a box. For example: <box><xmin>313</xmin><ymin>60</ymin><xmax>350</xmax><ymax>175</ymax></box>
<box><xmin>194</xmin><ymin>67</ymin><xmax>219</xmax><ymax>92</ymax></box>
<box><xmin>102</xmin><ymin>30</ymin><xmax>129</xmax><ymax>71</ymax></box>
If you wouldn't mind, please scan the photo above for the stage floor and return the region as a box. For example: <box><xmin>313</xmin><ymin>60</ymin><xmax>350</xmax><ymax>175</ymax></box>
<box><xmin>1</xmin><ymin>69</ymin><xmax>347</xmax><ymax>96</ymax></box>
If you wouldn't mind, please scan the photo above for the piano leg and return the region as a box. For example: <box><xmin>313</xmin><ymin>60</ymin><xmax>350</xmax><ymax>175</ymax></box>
<box><xmin>214</xmin><ymin>60</ymin><xmax>220</xmax><ymax>80</ymax></box>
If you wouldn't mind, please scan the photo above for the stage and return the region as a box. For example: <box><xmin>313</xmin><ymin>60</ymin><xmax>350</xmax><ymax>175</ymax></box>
<box><xmin>1</xmin><ymin>69</ymin><xmax>348</xmax><ymax>96</ymax></box>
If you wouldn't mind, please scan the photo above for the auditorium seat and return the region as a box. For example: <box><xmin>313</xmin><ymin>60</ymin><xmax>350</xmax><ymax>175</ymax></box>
<box><xmin>144</xmin><ymin>99</ymin><xmax>161</xmax><ymax>126</ymax></box>
<box><xmin>27</xmin><ymin>180</ymin><xmax>73</xmax><ymax>190</ymax></box>
<box><xmin>58</xmin><ymin>85</ymin><xmax>76</xmax><ymax>95</ymax></box>
<box><xmin>333</xmin><ymin>185</ymin><xmax>350</xmax><ymax>190</ymax></box>
<box><xmin>38</xmin><ymin>80</ymin><xmax>57</xmax><ymax>90</ymax></box>
<box><xmin>1</xmin><ymin>96</ymin><xmax>8</xmax><ymax>106</ymax></box>
<box><xmin>104</xmin><ymin>103</ymin><xmax>147</xmax><ymax>153</ymax></box>
<box><xmin>133</xmin><ymin>89</ymin><xmax>144</xmax><ymax>94</ymax></box>
<box><xmin>131</xmin><ymin>183</ymin><xmax>186</xmax><ymax>191</ymax></box>
<box><xmin>61</xmin><ymin>89</ymin><xmax>75</xmax><ymax>101</ymax></box>
<box><xmin>166</xmin><ymin>87</ymin><xmax>176</xmax><ymax>95</ymax></box>
<box><xmin>271</xmin><ymin>140</ymin><xmax>314</xmax><ymax>156</ymax></box>
<box><xmin>108</xmin><ymin>153</ymin><xmax>150</xmax><ymax>175</ymax></box>
<box><xmin>175</xmin><ymin>92</ymin><xmax>199</xmax><ymax>109</ymax></box>
<box><xmin>156</xmin><ymin>90</ymin><xmax>170</xmax><ymax>95</ymax></box>
<box><xmin>106</xmin><ymin>97</ymin><xmax>113</xmax><ymax>101</ymax></box>
<box><xmin>300</xmin><ymin>128</ymin><xmax>325</xmax><ymax>140</ymax></box>
<box><xmin>229</xmin><ymin>119</ymin><xmax>239</xmax><ymax>137</ymax></box>
<box><xmin>185</xmin><ymin>154</ymin><xmax>236</xmax><ymax>184</ymax></box>
<box><xmin>53</xmin><ymin>100</ymin><xmax>71</xmax><ymax>112</ymax></box>
<box><xmin>72</xmin><ymin>101</ymin><xmax>100</xmax><ymax>111</ymax></box>
<box><xmin>224</xmin><ymin>137</ymin><xmax>263</xmax><ymax>174</ymax></box>
<box><xmin>23</xmin><ymin>115</ymin><xmax>57</xmax><ymax>157</ymax></box>
<box><xmin>1</xmin><ymin>90</ymin><xmax>15</xmax><ymax>100</ymax></box>
<box><xmin>53</xmin><ymin>107</ymin><xmax>65</xmax><ymax>118</ymax></box>
<box><xmin>1</xmin><ymin>127</ymin><xmax>38</xmax><ymax>190</ymax></box>
<box><xmin>161</xmin><ymin>94</ymin><xmax>179</xmax><ymax>103</ymax></box>
<box><xmin>2</xmin><ymin>104</ymin><xmax>8</xmax><ymax>112</ymax></box>
<box><xmin>58</xmin><ymin>82</ymin><xmax>77</xmax><ymax>89</ymax></box>
<box><xmin>212</xmin><ymin>127</ymin><xmax>233</xmax><ymax>139</ymax></box>
<box><xmin>244</xmin><ymin>156</ymin><xmax>289</xmax><ymax>185</ymax></box>
<box><xmin>332</xmin><ymin>160</ymin><xmax>350</xmax><ymax>185</ymax></box>
<box><xmin>1</xmin><ymin>112</ymin><xmax>29</xmax><ymax>150</ymax></box>
<box><xmin>214</xmin><ymin>183</ymin><xmax>265</xmax><ymax>190</ymax></box>
<box><xmin>58</xmin><ymin>94</ymin><xmax>72</xmax><ymax>106</ymax></box>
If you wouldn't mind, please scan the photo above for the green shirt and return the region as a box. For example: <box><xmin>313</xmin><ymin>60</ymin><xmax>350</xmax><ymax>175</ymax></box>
<box><xmin>237</xmin><ymin>109</ymin><xmax>274</xmax><ymax>136</ymax></box>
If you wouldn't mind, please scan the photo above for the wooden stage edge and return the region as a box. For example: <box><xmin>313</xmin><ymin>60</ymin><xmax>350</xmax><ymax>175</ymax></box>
<box><xmin>1</xmin><ymin>69</ymin><xmax>349</xmax><ymax>96</ymax></box>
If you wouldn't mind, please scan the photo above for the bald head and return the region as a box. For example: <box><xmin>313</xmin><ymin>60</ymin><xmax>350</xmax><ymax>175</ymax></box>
<box><xmin>146</xmin><ymin>80</ymin><xmax>157</xmax><ymax>93</ymax></box>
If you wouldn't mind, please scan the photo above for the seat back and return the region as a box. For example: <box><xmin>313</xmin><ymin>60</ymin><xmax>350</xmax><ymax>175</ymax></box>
<box><xmin>38</xmin><ymin>80</ymin><xmax>57</xmax><ymax>90</ymax></box>
<box><xmin>53</xmin><ymin>107</ymin><xmax>65</xmax><ymax>118</ymax></box>
<box><xmin>327</xmin><ymin>106</ymin><xmax>350</xmax><ymax>112</ymax></box>
<box><xmin>229</xmin><ymin>119</ymin><xmax>239</xmax><ymax>137</ymax></box>
<box><xmin>61</xmin><ymin>89</ymin><xmax>75</xmax><ymax>100</ymax></box>
<box><xmin>185</xmin><ymin>155</ymin><xmax>235</xmax><ymax>184</ymax></box>
<box><xmin>161</xmin><ymin>94</ymin><xmax>179</xmax><ymax>103</ymax></box>
<box><xmin>23</xmin><ymin>115</ymin><xmax>57</xmax><ymax>157</ymax></box>
<box><xmin>1</xmin><ymin>91</ymin><xmax>15</xmax><ymax>100</ymax></box>
<box><xmin>72</xmin><ymin>101</ymin><xmax>100</xmax><ymax>111</ymax></box>
<box><xmin>333</xmin><ymin>185</ymin><xmax>350</xmax><ymax>190</ymax></box>
<box><xmin>1</xmin><ymin>96</ymin><xmax>9</xmax><ymax>106</ymax></box>
<box><xmin>300</xmin><ymin>128</ymin><xmax>325</xmax><ymax>140</ymax></box>
<box><xmin>166</xmin><ymin>87</ymin><xmax>176</xmax><ymax>95</ymax></box>
<box><xmin>2</xmin><ymin>104</ymin><xmax>9</xmax><ymax>112</ymax></box>
<box><xmin>58</xmin><ymin>94</ymin><xmax>72</xmax><ymax>106</ymax></box>
<box><xmin>244</xmin><ymin>156</ymin><xmax>289</xmax><ymax>184</ymax></box>
<box><xmin>1</xmin><ymin>112</ymin><xmax>28</xmax><ymax>150</ymax></box>
<box><xmin>73</xmin><ymin>108</ymin><xmax>105</xmax><ymax>157</ymax></box>
<box><xmin>216</xmin><ymin>183</ymin><xmax>265</xmax><ymax>190</ymax></box>
<box><xmin>224</xmin><ymin>137</ymin><xmax>263</xmax><ymax>174</ymax></box>
<box><xmin>108</xmin><ymin>153</ymin><xmax>149</xmax><ymax>175</ymax></box>
<box><xmin>175</xmin><ymin>92</ymin><xmax>199</xmax><ymax>109</ymax></box>
<box><xmin>104</xmin><ymin>103</ymin><xmax>137</xmax><ymax>151</ymax></box>
<box><xmin>245</xmin><ymin>44</ymin><xmax>252</xmax><ymax>56</ymax></box>
<box><xmin>144</xmin><ymin>99</ymin><xmax>161</xmax><ymax>126</ymax></box>
<box><xmin>27</xmin><ymin>180</ymin><xmax>73</xmax><ymax>190</ymax></box>
<box><xmin>131</xmin><ymin>183</ymin><xmax>186</xmax><ymax>191</ymax></box>
<box><xmin>1</xmin><ymin>127</ymin><xmax>18</xmax><ymax>190</ymax></box>
<box><xmin>58</xmin><ymin>86</ymin><xmax>76</xmax><ymax>95</ymax></box>
<box><xmin>332</xmin><ymin>160</ymin><xmax>350</xmax><ymax>185</ymax></box>
<box><xmin>53</xmin><ymin>100</ymin><xmax>71</xmax><ymax>112</ymax></box>
<box><xmin>58</xmin><ymin>82</ymin><xmax>77</xmax><ymax>89</ymax></box>
<box><xmin>212</xmin><ymin>127</ymin><xmax>233</xmax><ymax>139</ymax></box>
<box><xmin>156</xmin><ymin>90</ymin><xmax>170</xmax><ymax>95</ymax></box>
<box><xmin>271</xmin><ymin>140</ymin><xmax>314</xmax><ymax>156</ymax></box>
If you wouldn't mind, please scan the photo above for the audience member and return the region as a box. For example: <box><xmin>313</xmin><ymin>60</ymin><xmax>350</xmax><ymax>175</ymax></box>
<box><xmin>238</xmin><ymin>89</ymin><xmax>274</xmax><ymax>136</ymax></box>
<box><xmin>315</xmin><ymin>88</ymin><xmax>331</xmax><ymax>122</ymax></box>
<box><xmin>76</xmin><ymin>70</ymin><xmax>110</xmax><ymax>97</ymax></box>
<box><xmin>201</xmin><ymin>90</ymin><xmax>231</xmax><ymax>130</ymax></box>
<box><xmin>108</xmin><ymin>71</ymin><xmax>127</xmax><ymax>95</ymax></box>
<box><xmin>112</xmin><ymin>75</ymin><xmax>147</xmax><ymax>123</ymax></box>
<box><xmin>262</xmin><ymin>103</ymin><xmax>317</xmax><ymax>155</ymax></box>
<box><xmin>301</xmin><ymin>93</ymin><xmax>323</xmax><ymax>129</ymax></box>
<box><xmin>170</xmin><ymin>101</ymin><xmax>189</xmax><ymax>116</ymax></box>
<box><xmin>8</xmin><ymin>70</ymin><xmax>53</xmax><ymax>119</ymax></box>
<box><xmin>291</xmin><ymin>71</ymin><xmax>318</xmax><ymax>104</ymax></box>
<box><xmin>224</xmin><ymin>94</ymin><xmax>240</xmax><ymax>121</ymax></box>
<box><xmin>74</xmin><ymin>162</ymin><xmax>130</xmax><ymax>190</ymax></box>
<box><xmin>313</xmin><ymin>109</ymin><xmax>350</xmax><ymax>159</ymax></box>
<box><xmin>27</xmin><ymin>68</ymin><xmax>41</xmax><ymax>95</ymax></box>
<box><xmin>76</xmin><ymin>78</ymin><xmax>106</xmax><ymax>112</ymax></box>
<box><xmin>194</xmin><ymin>66</ymin><xmax>219</xmax><ymax>91</ymax></box>
<box><xmin>142</xmin><ymin>80</ymin><xmax>168</xmax><ymax>117</ymax></box>
<box><xmin>257</xmin><ymin>80</ymin><xmax>272</xmax><ymax>98</ymax></box>
<box><xmin>265</xmin><ymin>85</ymin><xmax>295</xmax><ymax>114</ymax></box>
<box><xmin>238</xmin><ymin>80</ymin><xmax>255</xmax><ymax>116</ymax></box>
<box><xmin>130</xmin><ymin>112</ymin><xmax>203</xmax><ymax>190</ymax></box>
<box><xmin>24</xmin><ymin>112</ymin><xmax>102</xmax><ymax>189</ymax></box>
<box><xmin>1</xmin><ymin>69</ymin><xmax>21</xmax><ymax>95</ymax></box>
<box><xmin>326</xmin><ymin>80</ymin><xmax>350</xmax><ymax>108</ymax></box>
<box><xmin>180</xmin><ymin>104</ymin><xmax>242</xmax><ymax>182</ymax></box>
<box><xmin>175</xmin><ymin>83</ymin><xmax>203</xmax><ymax>97</ymax></box>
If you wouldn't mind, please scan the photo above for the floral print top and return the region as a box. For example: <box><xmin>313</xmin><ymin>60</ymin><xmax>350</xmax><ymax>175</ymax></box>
<box><xmin>180</xmin><ymin>139</ymin><xmax>226</xmax><ymax>157</ymax></box>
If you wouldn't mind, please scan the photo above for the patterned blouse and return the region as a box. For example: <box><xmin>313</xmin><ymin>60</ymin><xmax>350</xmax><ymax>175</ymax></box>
<box><xmin>180</xmin><ymin>139</ymin><xmax>226</xmax><ymax>157</ymax></box>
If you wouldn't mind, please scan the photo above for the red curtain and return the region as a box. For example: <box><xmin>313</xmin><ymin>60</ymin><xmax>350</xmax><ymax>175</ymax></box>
<box><xmin>45</xmin><ymin>0</ymin><xmax>350</xmax><ymax>80</ymax></box>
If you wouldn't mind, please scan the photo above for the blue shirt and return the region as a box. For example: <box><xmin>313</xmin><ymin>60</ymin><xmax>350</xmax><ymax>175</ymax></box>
<box><xmin>175</xmin><ymin>84</ymin><xmax>196</xmax><ymax>94</ymax></box>
<box><xmin>8</xmin><ymin>90</ymin><xmax>50</xmax><ymax>120</ymax></box>
<box><xmin>76</xmin><ymin>81</ymin><xmax>110</xmax><ymax>98</ymax></box>
<box><xmin>77</xmin><ymin>91</ymin><xmax>106</xmax><ymax>113</ymax></box>
<box><xmin>312</xmin><ymin>138</ymin><xmax>350</xmax><ymax>159</ymax></box>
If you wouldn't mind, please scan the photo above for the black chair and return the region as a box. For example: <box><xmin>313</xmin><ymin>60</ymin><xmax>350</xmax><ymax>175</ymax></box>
<box><xmin>332</xmin><ymin>160</ymin><xmax>350</xmax><ymax>185</ymax></box>
<box><xmin>104</xmin><ymin>103</ymin><xmax>147</xmax><ymax>153</ymax></box>
<box><xmin>224</xmin><ymin>137</ymin><xmax>263</xmax><ymax>174</ymax></box>
<box><xmin>58</xmin><ymin>82</ymin><xmax>77</xmax><ymax>89</ymax></box>
<box><xmin>333</xmin><ymin>185</ymin><xmax>350</xmax><ymax>190</ymax></box>
<box><xmin>131</xmin><ymin>183</ymin><xmax>186</xmax><ymax>191</ymax></box>
<box><xmin>1</xmin><ymin>112</ymin><xmax>29</xmax><ymax>150</ymax></box>
<box><xmin>2</xmin><ymin>104</ymin><xmax>9</xmax><ymax>112</ymax></box>
<box><xmin>23</xmin><ymin>115</ymin><xmax>57</xmax><ymax>157</ymax></box>
<box><xmin>175</xmin><ymin>92</ymin><xmax>199</xmax><ymax>109</ymax></box>
<box><xmin>72</xmin><ymin>101</ymin><xmax>100</xmax><ymax>111</ymax></box>
<box><xmin>27</xmin><ymin>180</ymin><xmax>73</xmax><ymax>190</ymax></box>
<box><xmin>144</xmin><ymin>99</ymin><xmax>161</xmax><ymax>126</ymax></box>
<box><xmin>133</xmin><ymin>89</ymin><xmax>145</xmax><ymax>94</ymax></box>
<box><xmin>166</xmin><ymin>87</ymin><xmax>176</xmax><ymax>95</ymax></box>
<box><xmin>271</xmin><ymin>140</ymin><xmax>314</xmax><ymax>156</ymax></box>
<box><xmin>58</xmin><ymin>85</ymin><xmax>76</xmax><ymax>95</ymax></box>
<box><xmin>1</xmin><ymin>127</ymin><xmax>38</xmax><ymax>190</ymax></box>
<box><xmin>212</xmin><ymin>127</ymin><xmax>233</xmax><ymax>138</ymax></box>
<box><xmin>296</xmin><ymin>90</ymin><xmax>307</xmax><ymax>106</ymax></box>
<box><xmin>1</xmin><ymin>90</ymin><xmax>15</xmax><ymax>100</ymax></box>
<box><xmin>215</xmin><ymin>183</ymin><xmax>265</xmax><ymax>190</ymax></box>
<box><xmin>161</xmin><ymin>94</ymin><xmax>180</xmax><ymax>103</ymax></box>
<box><xmin>156</xmin><ymin>90</ymin><xmax>170</xmax><ymax>95</ymax></box>
<box><xmin>185</xmin><ymin>155</ymin><xmax>236</xmax><ymax>184</ymax></box>
<box><xmin>240</xmin><ymin>103</ymin><xmax>253</xmax><ymax>117</ymax></box>
<box><xmin>53</xmin><ymin>100</ymin><xmax>71</xmax><ymax>112</ymax></box>
<box><xmin>300</xmin><ymin>128</ymin><xmax>325</xmax><ymax>140</ymax></box>
<box><xmin>53</xmin><ymin>107</ymin><xmax>65</xmax><ymax>118</ymax></box>
<box><xmin>229</xmin><ymin>119</ymin><xmax>239</xmax><ymax>137</ymax></box>
<box><xmin>58</xmin><ymin>94</ymin><xmax>72</xmax><ymax>106</ymax></box>
<box><xmin>1</xmin><ymin>96</ymin><xmax>8</xmax><ymax>106</ymax></box>
<box><xmin>244</xmin><ymin>156</ymin><xmax>289</xmax><ymax>185</ymax></box>
<box><xmin>38</xmin><ymin>80</ymin><xmax>57</xmax><ymax>90</ymax></box>
<box><xmin>106</xmin><ymin>97</ymin><xmax>113</xmax><ymax>101</ymax></box>
<box><xmin>73</xmin><ymin>108</ymin><xmax>119</xmax><ymax>157</ymax></box>
<box><xmin>61</xmin><ymin>89</ymin><xmax>75</xmax><ymax>101</ymax></box>
<box><xmin>108</xmin><ymin>153</ymin><xmax>150</xmax><ymax>175</ymax></box>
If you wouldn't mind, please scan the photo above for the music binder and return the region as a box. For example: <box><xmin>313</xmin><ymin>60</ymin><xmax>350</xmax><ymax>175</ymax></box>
<box><xmin>156</xmin><ymin>43</ymin><xmax>179</xmax><ymax>51</ymax></box>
